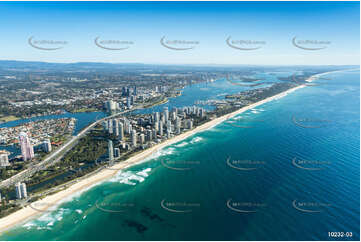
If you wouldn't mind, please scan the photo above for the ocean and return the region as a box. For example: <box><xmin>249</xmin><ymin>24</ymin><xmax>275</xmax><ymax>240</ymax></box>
<box><xmin>0</xmin><ymin>70</ymin><xmax>359</xmax><ymax>240</ymax></box>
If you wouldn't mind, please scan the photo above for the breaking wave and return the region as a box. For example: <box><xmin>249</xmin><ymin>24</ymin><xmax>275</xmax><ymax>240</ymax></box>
<box><xmin>109</xmin><ymin>168</ymin><xmax>152</xmax><ymax>186</ymax></box>
<box><xmin>190</xmin><ymin>137</ymin><xmax>203</xmax><ymax>144</ymax></box>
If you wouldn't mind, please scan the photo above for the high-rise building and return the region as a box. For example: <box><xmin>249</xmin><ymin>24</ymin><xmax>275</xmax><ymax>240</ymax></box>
<box><xmin>175</xmin><ymin>117</ymin><xmax>181</xmax><ymax>134</ymax></box>
<box><xmin>0</xmin><ymin>152</ymin><xmax>9</xmax><ymax>167</ymax></box>
<box><xmin>163</xmin><ymin>107</ymin><xmax>169</xmax><ymax>122</ymax></box>
<box><xmin>20</xmin><ymin>183</ymin><xmax>27</xmax><ymax>199</ymax></box>
<box><xmin>139</xmin><ymin>134</ymin><xmax>145</xmax><ymax>144</ymax></box>
<box><xmin>114</xmin><ymin>148</ymin><xmax>120</xmax><ymax>158</ymax></box>
<box><xmin>138</xmin><ymin>118</ymin><xmax>144</xmax><ymax>126</ymax></box>
<box><xmin>108</xmin><ymin>140</ymin><xmax>114</xmax><ymax>161</ymax></box>
<box><xmin>15</xmin><ymin>182</ymin><xmax>27</xmax><ymax>199</ymax></box>
<box><xmin>15</xmin><ymin>183</ymin><xmax>22</xmax><ymax>199</ymax></box>
<box><xmin>131</xmin><ymin>130</ymin><xmax>137</xmax><ymax>147</ymax></box>
<box><xmin>152</xmin><ymin>129</ymin><xmax>157</xmax><ymax>140</ymax></box>
<box><xmin>126</xmin><ymin>97</ymin><xmax>131</xmax><ymax>108</ymax></box>
<box><xmin>102</xmin><ymin>120</ymin><xmax>109</xmax><ymax>131</ymax></box>
<box><xmin>105</xmin><ymin>100</ymin><xmax>116</xmax><ymax>112</ymax></box>
<box><xmin>153</xmin><ymin>112</ymin><xmax>160</xmax><ymax>123</ymax></box>
<box><xmin>187</xmin><ymin>119</ymin><xmax>193</xmax><ymax>129</ymax></box>
<box><xmin>19</xmin><ymin>132</ymin><xmax>34</xmax><ymax>161</ymax></box>
<box><xmin>133</xmin><ymin>86</ymin><xmax>137</xmax><ymax>95</ymax></box>
<box><xmin>167</xmin><ymin>120</ymin><xmax>172</xmax><ymax>132</ymax></box>
<box><xmin>159</xmin><ymin>121</ymin><xmax>163</xmax><ymax>136</ymax></box>
<box><xmin>127</xmin><ymin>124</ymin><xmax>132</xmax><ymax>134</ymax></box>
<box><xmin>119</xmin><ymin>122</ymin><xmax>124</xmax><ymax>141</ymax></box>
<box><xmin>113</xmin><ymin>119</ymin><xmax>119</xmax><ymax>136</ymax></box>
<box><xmin>146</xmin><ymin>129</ymin><xmax>152</xmax><ymax>141</ymax></box>
<box><xmin>171</xmin><ymin>111</ymin><xmax>177</xmax><ymax>121</ymax></box>
<box><xmin>123</xmin><ymin>119</ymin><xmax>129</xmax><ymax>134</ymax></box>
<box><xmin>108</xmin><ymin>119</ymin><xmax>113</xmax><ymax>134</ymax></box>
<box><xmin>171</xmin><ymin>107</ymin><xmax>178</xmax><ymax>121</ymax></box>
<box><xmin>42</xmin><ymin>139</ymin><xmax>52</xmax><ymax>153</ymax></box>
<box><xmin>200</xmin><ymin>108</ymin><xmax>205</xmax><ymax>118</ymax></box>
<box><xmin>154</xmin><ymin>121</ymin><xmax>159</xmax><ymax>131</ymax></box>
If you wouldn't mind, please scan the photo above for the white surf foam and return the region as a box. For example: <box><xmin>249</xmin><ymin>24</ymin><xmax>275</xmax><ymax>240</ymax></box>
<box><xmin>174</xmin><ymin>141</ymin><xmax>188</xmax><ymax>147</ymax></box>
<box><xmin>136</xmin><ymin>168</ymin><xmax>151</xmax><ymax>177</ymax></box>
<box><xmin>190</xmin><ymin>137</ymin><xmax>203</xmax><ymax>144</ymax></box>
<box><xmin>109</xmin><ymin>167</ymin><xmax>152</xmax><ymax>186</ymax></box>
<box><xmin>23</xmin><ymin>207</ymin><xmax>70</xmax><ymax>230</ymax></box>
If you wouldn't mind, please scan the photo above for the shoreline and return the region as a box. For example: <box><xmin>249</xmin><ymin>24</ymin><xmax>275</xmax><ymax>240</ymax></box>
<box><xmin>0</xmin><ymin>70</ymin><xmax>345</xmax><ymax>234</ymax></box>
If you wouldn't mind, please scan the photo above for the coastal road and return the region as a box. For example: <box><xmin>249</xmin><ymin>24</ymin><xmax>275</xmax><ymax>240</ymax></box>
<box><xmin>0</xmin><ymin>109</ymin><xmax>133</xmax><ymax>189</ymax></box>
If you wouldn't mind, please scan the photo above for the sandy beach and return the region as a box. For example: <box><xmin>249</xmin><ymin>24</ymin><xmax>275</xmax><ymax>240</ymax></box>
<box><xmin>0</xmin><ymin>70</ymin><xmax>341</xmax><ymax>233</ymax></box>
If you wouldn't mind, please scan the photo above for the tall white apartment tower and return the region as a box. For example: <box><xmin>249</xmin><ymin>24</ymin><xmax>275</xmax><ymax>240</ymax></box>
<box><xmin>15</xmin><ymin>182</ymin><xmax>27</xmax><ymax>199</ymax></box>
<box><xmin>131</xmin><ymin>130</ymin><xmax>137</xmax><ymax>147</ymax></box>
<box><xmin>113</xmin><ymin>119</ymin><xmax>119</xmax><ymax>136</ymax></box>
<box><xmin>108</xmin><ymin>140</ymin><xmax>114</xmax><ymax>161</ymax></box>
<box><xmin>119</xmin><ymin>122</ymin><xmax>124</xmax><ymax>141</ymax></box>
<box><xmin>163</xmin><ymin>107</ymin><xmax>169</xmax><ymax>122</ymax></box>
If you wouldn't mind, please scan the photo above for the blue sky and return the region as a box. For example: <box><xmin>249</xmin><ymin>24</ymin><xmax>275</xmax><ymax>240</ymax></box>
<box><xmin>0</xmin><ymin>1</ymin><xmax>359</xmax><ymax>65</ymax></box>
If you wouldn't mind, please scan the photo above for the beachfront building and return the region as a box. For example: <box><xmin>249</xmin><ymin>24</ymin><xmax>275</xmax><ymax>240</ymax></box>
<box><xmin>131</xmin><ymin>130</ymin><xmax>137</xmax><ymax>147</ymax></box>
<box><xmin>187</xmin><ymin>119</ymin><xmax>193</xmax><ymax>129</ymax></box>
<box><xmin>146</xmin><ymin>129</ymin><xmax>152</xmax><ymax>141</ymax></box>
<box><xmin>15</xmin><ymin>182</ymin><xmax>27</xmax><ymax>199</ymax></box>
<box><xmin>175</xmin><ymin>117</ymin><xmax>181</xmax><ymax>134</ymax></box>
<box><xmin>19</xmin><ymin>132</ymin><xmax>34</xmax><ymax>161</ymax></box>
<box><xmin>158</xmin><ymin>121</ymin><xmax>163</xmax><ymax>136</ymax></box>
<box><xmin>108</xmin><ymin>140</ymin><xmax>114</xmax><ymax>161</ymax></box>
<box><xmin>139</xmin><ymin>134</ymin><xmax>145</xmax><ymax>144</ymax></box>
<box><xmin>118</xmin><ymin>122</ymin><xmax>124</xmax><ymax>141</ymax></box>
<box><xmin>167</xmin><ymin>120</ymin><xmax>172</xmax><ymax>132</ymax></box>
<box><xmin>114</xmin><ymin>148</ymin><xmax>120</xmax><ymax>158</ymax></box>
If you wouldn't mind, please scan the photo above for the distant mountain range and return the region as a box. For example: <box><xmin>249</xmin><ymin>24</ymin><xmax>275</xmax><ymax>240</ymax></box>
<box><xmin>0</xmin><ymin>60</ymin><xmax>358</xmax><ymax>72</ymax></box>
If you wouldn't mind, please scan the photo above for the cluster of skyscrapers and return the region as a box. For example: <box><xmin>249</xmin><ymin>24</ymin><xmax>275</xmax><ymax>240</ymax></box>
<box><xmin>104</xmin><ymin>86</ymin><xmax>137</xmax><ymax>113</ymax></box>
<box><xmin>121</xmin><ymin>86</ymin><xmax>136</xmax><ymax>97</ymax></box>
<box><xmin>103</xmin><ymin>105</ymin><xmax>206</xmax><ymax>160</ymax></box>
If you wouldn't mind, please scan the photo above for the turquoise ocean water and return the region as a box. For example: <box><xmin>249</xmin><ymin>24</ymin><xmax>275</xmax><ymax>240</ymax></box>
<box><xmin>0</xmin><ymin>70</ymin><xmax>359</xmax><ymax>240</ymax></box>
